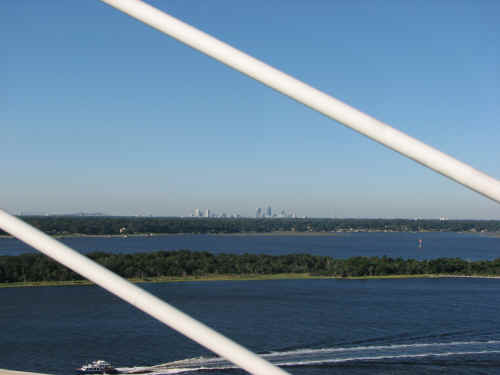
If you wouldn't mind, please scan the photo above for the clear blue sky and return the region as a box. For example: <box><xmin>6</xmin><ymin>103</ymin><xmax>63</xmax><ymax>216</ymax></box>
<box><xmin>3</xmin><ymin>0</ymin><xmax>499</xmax><ymax>219</ymax></box>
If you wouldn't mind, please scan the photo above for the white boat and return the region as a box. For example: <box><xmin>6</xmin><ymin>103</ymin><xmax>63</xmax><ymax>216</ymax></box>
<box><xmin>76</xmin><ymin>360</ymin><xmax>119</xmax><ymax>375</ymax></box>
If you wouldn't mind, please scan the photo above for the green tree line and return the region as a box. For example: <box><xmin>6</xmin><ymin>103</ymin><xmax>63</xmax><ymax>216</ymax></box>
<box><xmin>1</xmin><ymin>251</ymin><xmax>500</xmax><ymax>283</ymax></box>
<box><xmin>1</xmin><ymin>217</ymin><xmax>499</xmax><ymax>236</ymax></box>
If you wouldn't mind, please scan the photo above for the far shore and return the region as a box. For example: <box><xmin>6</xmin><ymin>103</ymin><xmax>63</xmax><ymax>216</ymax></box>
<box><xmin>1</xmin><ymin>230</ymin><xmax>499</xmax><ymax>240</ymax></box>
<box><xmin>0</xmin><ymin>231</ymin><xmax>341</xmax><ymax>239</ymax></box>
<box><xmin>2</xmin><ymin>273</ymin><xmax>499</xmax><ymax>288</ymax></box>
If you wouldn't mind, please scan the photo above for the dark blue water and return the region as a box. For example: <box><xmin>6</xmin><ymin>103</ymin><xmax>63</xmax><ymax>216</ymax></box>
<box><xmin>2</xmin><ymin>234</ymin><xmax>500</xmax><ymax>374</ymax></box>
<box><xmin>1</xmin><ymin>278</ymin><xmax>500</xmax><ymax>375</ymax></box>
<box><xmin>1</xmin><ymin>232</ymin><xmax>499</xmax><ymax>260</ymax></box>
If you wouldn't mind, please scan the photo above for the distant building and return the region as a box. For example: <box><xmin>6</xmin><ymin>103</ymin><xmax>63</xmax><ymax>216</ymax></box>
<box><xmin>266</xmin><ymin>205</ymin><xmax>272</xmax><ymax>218</ymax></box>
<box><xmin>256</xmin><ymin>207</ymin><xmax>262</xmax><ymax>218</ymax></box>
<box><xmin>194</xmin><ymin>208</ymin><xmax>200</xmax><ymax>217</ymax></box>
<box><xmin>204</xmin><ymin>209</ymin><xmax>210</xmax><ymax>218</ymax></box>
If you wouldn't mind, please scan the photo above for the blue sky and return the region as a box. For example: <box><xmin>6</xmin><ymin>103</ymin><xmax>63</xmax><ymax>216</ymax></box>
<box><xmin>3</xmin><ymin>0</ymin><xmax>499</xmax><ymax>219</ymax></box>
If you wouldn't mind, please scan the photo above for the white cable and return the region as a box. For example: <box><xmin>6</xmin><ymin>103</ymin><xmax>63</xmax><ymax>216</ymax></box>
<box><xmin>99</xmin><ymin>0</ymin><xmax>500</xmax><ymax>204</ymax></box>
<box><xmin>4</xmin><ymin>1</ymin><xmax>498</xmax><ymax>374</ymax></box>
<box><xmin>0</xmin><ymin>210</ymin><xmax>290</xmax><ymax>375</ymax></box>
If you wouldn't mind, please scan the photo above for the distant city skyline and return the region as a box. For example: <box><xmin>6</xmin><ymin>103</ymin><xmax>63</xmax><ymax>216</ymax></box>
<box><xmin>189</xmin><ymin>204</ymin><xmax>298</xmax><ymax>219</ymax></box>
<box><xmin>12</xmin><ymin>209</ymin><xmax>486</xmax><ymax>222</ymax></box>
<box><xmin>3</xmin><ymin>1</ymin><xmax>499</xmax><ymax>219</ymax></box>
<box><xmin>255</xmin><ymin>205</ymin><xmax>297</xmax><ymax>219</ymax></box>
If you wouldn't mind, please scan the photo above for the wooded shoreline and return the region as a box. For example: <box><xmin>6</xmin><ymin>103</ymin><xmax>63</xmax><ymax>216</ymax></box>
<box><xmin>1</xmin><ymin>217</ymin><xmax>499</xmax><ymax>237</ymax></box>
<box><xmin>2</xmin><ymin>250</ymin><xmax>499</xmax><ymax>287</ymax></box>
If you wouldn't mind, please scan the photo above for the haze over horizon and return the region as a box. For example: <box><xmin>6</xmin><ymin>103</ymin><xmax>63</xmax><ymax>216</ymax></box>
<box><xmin>9</xmin><ymin>209</ymin><xmax>497</xmax><ymax>222</ymax></box>
<box><xmin>4</xmin><ymin>1</ymin><xmax>499</xmax><ymax>219</ymax></box>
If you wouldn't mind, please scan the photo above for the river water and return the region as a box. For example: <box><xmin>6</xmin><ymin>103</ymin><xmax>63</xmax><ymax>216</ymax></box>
<box><xmin>1</xmin><ymin>232</ymin><xmax>499</xmax><ymax>260</ymax></box>
<box><xmin>1</xmin><ymin>233</ymin><xmax>500</xmax><ymax>374</ymax></box>
<box><xmin>2</xmin><ymin>278</ymin><xmax>500</xmax><ymax>375</ymax></box>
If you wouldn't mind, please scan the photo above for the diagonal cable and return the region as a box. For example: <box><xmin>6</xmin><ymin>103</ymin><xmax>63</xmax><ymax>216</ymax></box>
<box><xmin>0</xmin><ymin>209</ymin><xmax>290</xmax><ymax>375</ymax></box>
<box><xmin>3</xmin><ymin>1</ymin><xmax>499</xmax><ymax>374</ymax></box>
<box><xmin>99</xmin><ymin>0</ymin><xmax>500</xmax><ymax>204</ymax></box>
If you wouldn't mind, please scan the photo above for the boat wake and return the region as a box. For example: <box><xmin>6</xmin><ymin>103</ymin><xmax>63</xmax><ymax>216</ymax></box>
<box><xmin>119</xmin><ymin>340</ymin><xmax>500</xmax><ymax>374</ymax></box>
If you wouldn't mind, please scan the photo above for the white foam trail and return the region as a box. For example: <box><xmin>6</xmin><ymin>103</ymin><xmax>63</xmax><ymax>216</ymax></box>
<box><xmin>120</xmin><ymin>340</ymin><xmax>500</xmax><ymax>374</ymax></box>
<box><xmin>262</xmin><ymin>340</ymin><xmax>500</xmax><ymax>356</ymax></box>
<box><xmin>276</xmin><ymin>350</ymin><xmax>500</xmax><ymax>366</ymax></box>
<box><xmin>132</xmin><ymin>350</ymin><xmax>500</xmax><ymax>374</ymax></box>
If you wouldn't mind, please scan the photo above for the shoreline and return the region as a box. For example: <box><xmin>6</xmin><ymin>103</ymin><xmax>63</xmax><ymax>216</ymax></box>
<box><xmin>2</xmin><ymin>273</ymin><xmax>499</xmax><ymax>288</ymax></box>
<box><xmin>1</xmin><ymin>230</ymin><xmax>498</xmax><ymax>240</ymax></box>
<box><xmin>0</xmin><ymin>231</ymin><xmax>342</xmax><ymax>239</ymax></box>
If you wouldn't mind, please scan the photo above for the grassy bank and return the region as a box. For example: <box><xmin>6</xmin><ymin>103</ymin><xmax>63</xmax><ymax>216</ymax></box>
<box><xmin>2</xmin><ymin>273</ymin><xmax>499</xmax><ymax>288</ymax></box>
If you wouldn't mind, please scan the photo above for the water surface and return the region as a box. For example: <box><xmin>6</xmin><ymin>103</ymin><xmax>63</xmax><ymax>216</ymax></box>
<box><xmin>2</xmin><ymin>278</ymin><xmax>500</xmax><ymax>374</ymax></box>
<box><xmin>1</xmin><ymin>232</ymin><xmax>499</xmax><ymax>260</ymax></box>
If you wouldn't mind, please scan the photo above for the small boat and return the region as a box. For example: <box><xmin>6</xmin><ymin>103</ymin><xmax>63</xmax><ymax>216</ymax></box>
<box><xmin>76</xmin><ymin>360</ymin><xmax>120</xmax><ymax>374</ymax></box>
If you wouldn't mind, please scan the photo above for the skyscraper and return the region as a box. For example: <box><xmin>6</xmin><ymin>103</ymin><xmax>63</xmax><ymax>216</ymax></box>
<box><xmin>266</xmin><ymin>205</ymin><xmax>272</xmax><ymax>218</ymax></box>
<box><xmin>256</xmin><ymin>207</ymin><xmax>262</xmax><ymax>218</ymax></box>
